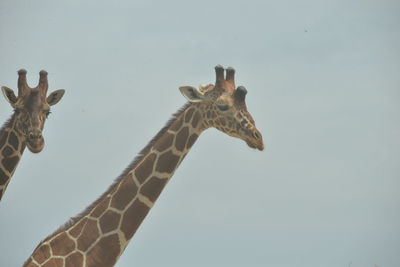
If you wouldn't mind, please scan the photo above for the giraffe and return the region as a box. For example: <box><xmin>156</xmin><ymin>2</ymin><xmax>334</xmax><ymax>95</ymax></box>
<box><xmin>24</xmin><ymin>65</ymin><xmax>264</xmax><ymax>267</ymax></box>
<box><xmin>0</xmin><ymin>69</ymin><xmax>65</xmax><ymax>201</ymax></box>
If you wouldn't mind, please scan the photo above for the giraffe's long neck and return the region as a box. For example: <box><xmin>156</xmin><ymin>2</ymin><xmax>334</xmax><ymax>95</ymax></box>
<box><xmin>25</xmin><ymin>103</ymin><xmax>207</xmax><ymax>267</ymax></box>
<box><xmin>0</xmin><ymin>114</ymin><xmax>26</xmax><ymax>200</ymax></box>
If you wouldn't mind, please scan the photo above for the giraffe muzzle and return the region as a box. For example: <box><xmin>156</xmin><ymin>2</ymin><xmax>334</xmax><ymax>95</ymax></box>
<box><xmin>26</xmin><ymin>129</ymin><xmax>45</xmax><ymax>153</ymax></box>
<box><xmin>245</xmin><ymin>129</ymin><xmax>264</xmax><ymax>151</ymax></box>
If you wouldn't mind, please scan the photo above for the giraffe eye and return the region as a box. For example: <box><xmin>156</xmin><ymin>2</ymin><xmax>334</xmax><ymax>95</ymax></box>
<box><xmin>45</xmin><ymin>110</ymin><xmax>51</xmax><ymax>118</ymax></box>
<box><xmin>217</xmin><ymin>104</ymin><xmax>230</xmax><ymax>111</ymax></box>
<box><xmin>14</xmin><ymin>108</ymin><xmax>21</xmax><ymax>114</ymax></box>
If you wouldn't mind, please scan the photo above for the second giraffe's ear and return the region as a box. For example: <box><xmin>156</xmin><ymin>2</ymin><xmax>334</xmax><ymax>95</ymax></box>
<box><xmin>47</xmin><ymin>89</ymin><xmax>65</xmax><ymax>106</ymax></box>
<box><xmin>1</xmin><ymin>86</ymin><xmax>18</xmax><ymax>104</ymax></box>
<box><xmin>179</xmin><ymin>86</ymin><xmax>205</xmax><ymax>103</ymax></box>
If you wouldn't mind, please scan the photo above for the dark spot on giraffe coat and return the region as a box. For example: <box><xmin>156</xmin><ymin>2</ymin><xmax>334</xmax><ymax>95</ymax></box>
<box><xmin>153</xmin><ymin>132</ymin><xmax>174</xmax><ymax>152</ymax></box>
<box><xmin>2</xmin><ymin>156</ymin><xmax>19</xmax><ymax>173</ymax></box>
<box><xmin>175</xmin><ymin>126</ymin><xmax>189</xmax><ymax>152</ymax></box>
<box><xmin>23</xmin><ymin>259</ymin><xmax>39</xmax><ymax>267</ymax></box>
<box><xmin>77</xmin><ymin>219</ymin><xmax>100</xmax><ymax>251</ymax></box>
<box><xmin>0</xmin><ymin>168</ymin><xmax>8</xmax><ymax>185</ymax></box>
<box><xmin>134</xmin><ymin>153</ymin><xmax>157</xmax><ymax>184</ymax></box>
<box><xmin>206</xmin><ymin>110</ymin><xmax>211</xmax><ymax>118</ymax></box>
<box><xmin>191</xmin><ymin>112</ymin><xmax>201</xmax><ymax>129</ymax></box>
<box><xmin>8</xmin><ymin>131</ymin><xmax>19</xmax><ymax>151</ymax></box>
<box><xmin>2</xmin><ymin>145</ymin><xmax>14</xmax><ymax>157</ymax></box>
<box><xmin>0</xmin><ymin>131</ymin><xmax>7</xmax><ymax>148</ymax></box>
<box><xmin>69</xmin><ymin>218</ymin><xmax>88</xmax><ymax>238</ymax></box>
<box><xmin>219</xmin><ymin>118</ymin><xmax>226</xmax><ymax>126</ymax></box>
<box><xmin>186</xmin><ymin>133</ymin><xmax>198</xmax><ymax>150</ymax></box>
<box><xmin>184</xmin><ymin>108</ymin><xmax>195</xmax><ymax>123</ymax></box>
<box><xmin>121</xmin><ymin>199</ymin><xmax>150</xmax><ymax>240</ymax></box>
<box><xmin>50</xmin><ymin>232</ymin><xmax>76</xmax><ymax>256</ymax></box>
<box><xmin>111</xmin><ymin>175</ymin><xmax>138</xmax><ymax>210</ymax></box>
<box><xmin>155</xmin><ymin>150</ymin><xmax>180</xmax><ymax>174</ymax></box>
<box><xmin>65</xmin><ymin>252</ymin><xmax>84</xmax><ymax>267</ymax></box>
<box><xmin>32</xmin><ymin>244</ymin><xmax>51</xmax><ymax>264</ymax></box>
<box><xmin>185</xmin><ymin>108</ymin><xmax>194</xmax><ymax>122</ymax></box>
<box><xmin>140</xmin><ymin>176</ymin><xmax>168</xmax><ymax>203</ymax></box>
<box><xmin>99</xmin><ymin>210</ymin><xmax>121</xmax><ymax>234</ymax></box>
<box><xmin>42</xmin><ymin>258</ymin><xmax>63</xmax><ymax>267</ymax></box>
<box><xmin>170</xmin><ymin>115</ymin><xmax>183</xmax><ymax>132</ymax></box>
<box><xmin>86</xmin><ymin>234</ymin><xmax>120</xmax><ymax>267</ymax></box>
<box><xmin>90</xmin><ymin>197</ymin><xmax>111</xmax><ymax>218</ymax></box>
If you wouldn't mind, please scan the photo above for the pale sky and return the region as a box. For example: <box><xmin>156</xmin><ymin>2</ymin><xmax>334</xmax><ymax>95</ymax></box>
<box><xmin>0</xmin><ymin>0</ymin><xmax>399</xmax><ymax>266</ymax></box>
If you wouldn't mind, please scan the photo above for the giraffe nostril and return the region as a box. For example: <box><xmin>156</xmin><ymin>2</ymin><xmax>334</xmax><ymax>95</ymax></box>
<box><xmin>28</xmin><ymin>131</ymin><xmax>42</xmax><ymax>140</ymax></box>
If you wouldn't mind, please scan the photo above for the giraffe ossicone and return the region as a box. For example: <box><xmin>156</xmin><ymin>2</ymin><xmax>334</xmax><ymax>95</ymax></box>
<box><xmin>24</xmin><ymin>65</ymin><xmax>263</xmax><ymax>267</ymax></box>
<box><xmin>0</xmin><ymin>69</ymin><xmax>65</xmax><ymax>200</ymax></box>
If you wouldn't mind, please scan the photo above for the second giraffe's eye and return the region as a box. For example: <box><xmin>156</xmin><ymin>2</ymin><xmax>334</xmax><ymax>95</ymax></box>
<box><xmin>45</xmin><ymin>110</ymin><xmax>51</xmax><ymax>117</ymax></box>
<box><xmin>217</xmin><ymin>104</ymin><xmax>230</xmax><ymax>111</ymax></box>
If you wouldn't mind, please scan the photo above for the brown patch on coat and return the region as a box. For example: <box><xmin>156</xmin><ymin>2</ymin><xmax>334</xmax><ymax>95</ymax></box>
<box><xmin>8</xmin><ymin>131</ymin><xmax>19</xmax><ymax>150</ymax></box>
<box><xmin>90</xmin><ymin>197</ymin><xmax>111</xmax><ymax>218</ymax></box>
<box><xmin>77</xmin><ymin>219</ymin><xmax>100</xmax><ymax>251</ymax></box>
<box><xmin>50</xmin><ymin>232</ymin><xmax>75</xmax><ymax>256</ymax></box>
<box><xmin>134</xmin><ymin>153</ymin><xmax>157</xmax><ymax>184</ymax></box>
<box><xmin>169</xmin><ymin>115</ymin><xmax>183</xmax><ymax>132</ymax></box>
<box><xmin>86</xmin><ymin>234</ymin><xmax>120</xmax><ymax>267</ymax></box>
<box><xmin>153</xmin><ymin>132</ymin><xmax>174</xmax><ymax>152</ymax></box>
<box><xmin>42</xmin><ymin>258</ymin><xmax>63</xmax><ymax>267</ymax></box>
<box><xmin>140</xmin><ymin>176</ymin><xmax>168</xmax><ymax>203</ymax></box>
<box><xmin>23</xmin><ymin>259</ymin><xmax>38</xmax><ymax>267</ymax></box>
<box><xmin>175</xmin><ymin>126</ymin><xmax>189</xmax><ymax>152</ymax></box>
<box><xmin>186</xmin><ymin>133</ymin><xmax>198</xmax><ymax>150</ymax></box>
<box><xmin>69</xmin><ymin>218</ymin><xmax>88</xmax><ymax>238</ymax></box>
<box><xmin>110</xmin><ymin>175</ymin><xmax>138</xmax><ymax>210</ymax></box>
<box><xmin>191</xmin><ymin>111</ymin><xmax>201</xmax><ymax>128</ymax></box>
<box><xmin>0</xmin><ymin>131</ymin><xmax>7</xmax><ymax>148</ymax></box>
<box><xmin>0</xmin><ymin>168</ymin><xmax>8</xmax><ymax>185</ymax></box>
<box><xmin>99</xmin><ymin>210</ymin><xmax>121</xmax><ymax>234</ymax></box>
<box><xmin>2</xmin><ymin>156</ymin><xmax>19</xmax><ymax>173</ymax></box>
<box><xmin>2</xmin><ymin>146</ymin><xmax>14</xmax><ymax>157</ymax></box>
<box><xmin>120</xmin><ymin>199</ymin><xmax>149</xmax><ymax>240</ymax></box>
<box><xmin>32</xmin><ymin>244</ymin><xmax>51</xmax><ymax>264</ymax></box>
<box><xmin>155</xmin><ymin>151</ymin><xmax>180</xmax><ymax>174</ymax></box>
<box><xmin>184</xmin><ymin>108</ymin><xmax>195</xmax><ymax>123</ymax></box>
<box><xmin>65</xmin><ymin>252</ymin><xmax>84</xmax><ymax>267</ymax></box>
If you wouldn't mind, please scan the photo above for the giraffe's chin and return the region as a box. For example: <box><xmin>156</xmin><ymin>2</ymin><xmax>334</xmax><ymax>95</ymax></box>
<box><xmin>27</xmin><ymin>139</ymin><xmax>45</xmax><ymax>153</ymax></box>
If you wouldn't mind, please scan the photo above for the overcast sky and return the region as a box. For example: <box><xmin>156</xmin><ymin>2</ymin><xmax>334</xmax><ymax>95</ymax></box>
<box><xmin>0</xmin><ymin>0</ymin><xmax>399</xmax><ymax>266</ymax></box>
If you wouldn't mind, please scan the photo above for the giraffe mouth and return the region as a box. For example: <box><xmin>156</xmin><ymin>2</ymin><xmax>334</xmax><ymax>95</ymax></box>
<box><xmin>244</xmin><ymin>128</ymin><xmax>264</xmax><ymax>151</ymax></box>
<box><xmin>27</xmin><ymin>137</ymin><xmax>45</xmax><ymax>153</ymax></box>
<box><xmin>246</xmin><ymin>139</ymin><xmax>264</xmax><ymax>151</ymax></box>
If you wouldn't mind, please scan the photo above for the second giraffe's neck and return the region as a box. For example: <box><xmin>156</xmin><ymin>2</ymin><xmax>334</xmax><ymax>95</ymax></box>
<box><xmin>0</xmin><ymin>114</ymin><xmax>26</xmax><ymax>200</ymax></box>
<box><xmin>26</xmin><ymin>103</ymin><xmax>206</xmax><ymax>267</ymax></box>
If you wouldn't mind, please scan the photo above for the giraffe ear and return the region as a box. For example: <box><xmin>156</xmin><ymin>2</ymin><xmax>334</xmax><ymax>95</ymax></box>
<box><xmin>1</xmin><ymin>86</ymin><xmax>18</xmax><ymax>104</ymax></box>
<box><xmin>47</xmin><ymin>89</ymin><xmax>65</xmax><ymax>106</ymax></box>
<box><xmin>179</xmin><ymin>86</ymin><xmax>205</xmax><ymax>103</ymax></box>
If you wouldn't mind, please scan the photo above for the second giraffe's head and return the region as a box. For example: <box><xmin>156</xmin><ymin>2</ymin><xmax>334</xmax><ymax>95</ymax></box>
<box><xmin>180</xmin><ymin>65</ymin><xmax>264</xmax><ymax>151</ymax></box>
<box><xmin>1</xmin><ymin>69</ymin><xmax>65</xmax><ymax>153</ymax></box>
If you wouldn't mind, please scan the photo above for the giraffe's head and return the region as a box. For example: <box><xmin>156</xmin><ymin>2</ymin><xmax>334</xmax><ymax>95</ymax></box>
<box><xmin>1</xmin><ymin>69</ymin><xmax>65</xmax><ymax>153</ymax></box>
<box><xmin>180</xmin><ymin>65</ymin><xmax>264</xmax><ymax>151</ymax></box>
